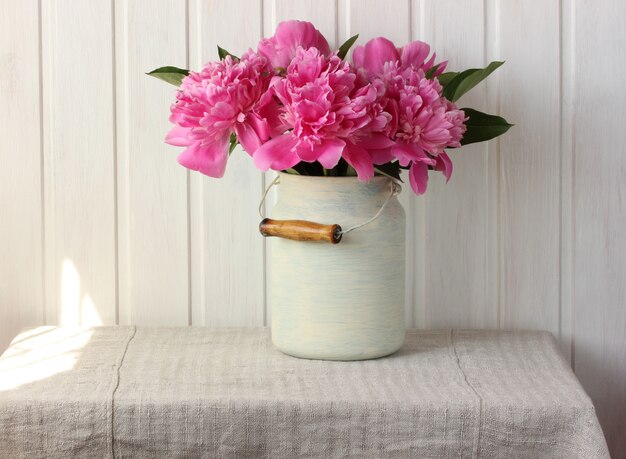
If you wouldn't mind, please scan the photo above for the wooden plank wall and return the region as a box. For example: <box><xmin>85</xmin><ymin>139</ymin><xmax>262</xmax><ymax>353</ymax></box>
<box><xmin>0</xmin><ymin>0</ymin><xmax>624</xmax><ymax>454</ymax></box>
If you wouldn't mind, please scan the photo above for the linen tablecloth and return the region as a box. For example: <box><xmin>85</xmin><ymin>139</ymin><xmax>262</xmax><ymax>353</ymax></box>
<box><xmin>0</xmin><ymin>327</ymin><xmax>609</xmax><ymax>458</ymax></box>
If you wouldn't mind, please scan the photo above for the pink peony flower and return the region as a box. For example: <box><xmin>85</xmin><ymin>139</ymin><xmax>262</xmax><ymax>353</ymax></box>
<box><xmin>352</xmin><ymin>37</ymin><xmax>466</xmax><ymax>194</ymax></box>
<box><xmin>154</xmin><ymin>22</ymin><xmax>510</xmax><ymax>195</ymax></box>
<box><xmin>165</xmin><ymin>51</ymin><xmax>279</xmax><ymax>178</ymax></box>
<box><xmin>353</xmin><ymin>37</ymin><xmax>447</xmax><ymax>80</ymax></box>
<box><xmin>258</xmin><ymin>20</ymin><xmax>331</xmax><ymax>70</ymax></box>
<box><xmin>253</xmin><ymin>47</ymin><xmax>392</xmax><ymax>180</ymax></box>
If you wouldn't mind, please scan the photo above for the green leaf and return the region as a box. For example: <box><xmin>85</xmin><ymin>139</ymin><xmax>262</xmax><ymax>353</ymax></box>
<box><xmin>217</xmin><ymin>45</ymin><xmax>239</xmax><ymax>61</ymax></box>
<box><xmin>436</xmin><ymin>71</ymin><xmax>459</xmax><ymax>87</ymax></box>
<box><xmin>146</xmin><ymin>66</ymin><xmax>189</xmax><ymax>86</ymax></box>
<box><xmin>337</xmin><ymin>34</ymin><xmax>359</xmax><ymax>60</ymax></box>
<box><xmin>228</xmin><ymin>133</ymin><xmax>238</xmax><ymax>155</ymax></box>
<box><xmin>460</xmin><ymin>108</ymin><xmax>513</xmax><ymax>145</ymax></box>
<box><xmin>442</xmin><ymin>61</ymin><xmax>504</xmax><ymax>102</ymax></box>
<box><xmin>453</xmin><ymin>61</ymin><xmax>503</xmax><ymax>101</ymax></box>
<box><xmin>374</xmin><ymin>162</ymin><xmax>403</xmax><ymax>182</ymax></box>
<box><xmin>442</xmin><ymin>69</ymin><xmax>476</xmax><ymax>100</ymax></box>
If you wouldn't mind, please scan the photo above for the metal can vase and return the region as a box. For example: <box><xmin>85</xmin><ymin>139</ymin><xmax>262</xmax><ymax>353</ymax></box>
<box><xmin>268</xmin><ymin>173</ymin><xmax>406</xmax><ymax>361</ymax></box>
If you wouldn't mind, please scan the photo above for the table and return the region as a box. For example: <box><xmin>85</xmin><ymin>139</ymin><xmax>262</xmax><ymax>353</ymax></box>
<box><xmin>0</xmin><ymin>327</ymin><xmax>609</xmax><ymax>458</ymax></box>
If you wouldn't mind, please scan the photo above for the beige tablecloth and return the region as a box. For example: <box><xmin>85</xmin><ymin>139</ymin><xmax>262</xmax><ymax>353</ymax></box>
<box><xmin>0</xmin><ymin>327</ymin><xmax>609</xmax><ymax>458</ymax></box>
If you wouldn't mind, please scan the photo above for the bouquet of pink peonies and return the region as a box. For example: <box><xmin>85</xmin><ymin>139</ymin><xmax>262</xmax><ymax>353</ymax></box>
<box><xmin>149</xmin><ymin>20</ymin><xmax>511</xmax><ymax>195</ymax></box>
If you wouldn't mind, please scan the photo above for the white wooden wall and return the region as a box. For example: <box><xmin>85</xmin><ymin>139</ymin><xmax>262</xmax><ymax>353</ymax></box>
<box><xmin>1</xmin><ymin>0</ymin><xmax>625</xmax><ymax>455</ymax></box>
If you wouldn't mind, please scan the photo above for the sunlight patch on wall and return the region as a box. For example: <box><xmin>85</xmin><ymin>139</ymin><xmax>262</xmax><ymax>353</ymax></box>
<box><xmin>60</xmin><ymin>259</ymin><xmax>103</xmax><ymax>326</ymax></box>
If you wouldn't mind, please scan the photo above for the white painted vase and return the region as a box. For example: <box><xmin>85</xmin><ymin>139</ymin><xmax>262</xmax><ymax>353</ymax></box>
<box><xmin>268</xmin><ymin>173</ymin><xmax>406</xmax><ymax>361</ymax></box>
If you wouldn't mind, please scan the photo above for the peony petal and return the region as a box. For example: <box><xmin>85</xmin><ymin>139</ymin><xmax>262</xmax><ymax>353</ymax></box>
<box><xmin>409</xmin><ymin>160</ymin><xmax>429</xmax><ymax>195</ymax></box>
<box><xmin>358</xmin><ymin>133</ymin><xmax>395</xmax><ymax>150</ymax></box>
<box><xmin>369</xmin><ymin>148</ymin><xmax>395</xmax><ymax>165</ymax></box>
<box><xmin>294</xmin><ymin>138</ymin><xmax>345</xmax><ymax>168</ymax></box>
<box><xmin>258</xmin><ymin>39</ymin><xmax>297</xmax><ymax>70</ymax></box>
<box><xmin>352</xmin><ymin>45</ymin><xmax>365</xmax><ymax>68</ymax></box>
<box><xmin>432</xmin><ymin>60</ymin><xmax>448</xmax><ymax>77</ymax></box>
<box><xmin>177</xmin><ymin>133</ymin><xmax>230</xmax><ymax>178</ymax></box>
<box><xmin>391</xmin><ymin>142</ymin><xmax>432</xmax><ymax>167</ymax></box>
<box><xmin>165</xmin><ymin>126</ymin><xmax>192</xmax><ymax>147</ymax></box>
<box><xmin>392</xmin><ymin>142</ymin><xmax>438</xmax><ymax>167</ymax></box>
<box><xmin>257</xmin><ymin>92</ymin><xmax>287</xmax><ymax>137</ymax></box>
<box><xmin>235</xmin><ymin>122</ymin><xmax>262</xmax><ymax>157</ymax></box>
<box><xmin>401</xmin><ymin>40</ymin><xmax>430</xmax><ymax>69</ymax></box>
<box><xmin>274</xmin><ymin>20</ymin><xmax>330</xmax><ymax>56</ymax></box>
<box><xmin>314</xmin><ymin>138</ymin><xmax>346</xmax><ymax>169</ymax></box>
<box><xmin>253</xmin><ymin>134</ymin><xmax>300</xmax><ymax>171</ymax></box>
<box><xmin>423</xmin><ymin>53</ymin><xmax>436</xmax><ymax>70</ymax></box>
<box><xmin>260</xmin><ymin>20</ymin><xmax>331</xmax><ymax>68</ymax></box>
<box><xmin>434</xmin><ymin>151</ymin><xmax>453</xmax><ymax>182</ymax></box>
<box><xmin>362</xmin><ymin>37</ymin><xmax>400</xmax><ymax>75</ymax></box>
<box><xmin>246</xmin><ymin>113</ymin><xmax>270</xmax><ymax>142</ymax></box>
<box><xmin>343</xmin><ymin>142</ymin><xmax>374</xmax><ymax>181</ymax></box>
<box><xmin>210</xmin><ymin>102</ymin><xmax>237</xmax><ymax>121</ymax></box>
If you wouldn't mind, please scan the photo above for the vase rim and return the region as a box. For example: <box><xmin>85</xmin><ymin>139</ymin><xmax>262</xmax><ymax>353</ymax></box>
<box><xmin>277</xmin><ymin>172</ymin><xmax>393</xmax><ymax>182</ymax></box>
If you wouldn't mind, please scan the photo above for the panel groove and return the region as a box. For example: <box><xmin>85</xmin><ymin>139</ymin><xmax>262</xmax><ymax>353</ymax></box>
<box><xmin>411</xmin><ymin>0</ymin><xmax>426</xmax><ymax>328</ymax></box>
<box><xmin>334</xmin><ymin>0</ymin><xmax>339</xmax><ymax>45</ymax></box>
<box><xmin>111</xmin><ymin>0</ymin><xmax>120</xmax><ymax>325</ymax></box>
<box><xmin>42</xmin><ymin>0</ymin><xmax>55</xmax><ymax>325</ymax></box>
<box><xmin>115</xmin><ymin>0</ymin><xmax>130</xmax><ymax>325</ymax></box>
<box><xmin>189</xmin><ymin>0</ymin><xmax>206</xmax><ymax>327</ymax></box>
<box><xmin>38</xmin><ymin>0</ymin><xmax>46</xmax><ymax>326</ymax></box>
<box><xmin>260</xmin><ymin>0</ymin><xmax>267</xmax><ymax>327</ymax></box>
<box><xmin>185</xmin><ymin>0</ymin><xmax>192</xmax><ymax>326</ymax></box>
<box><xmin>559</xmin><ymin>0</ymin><xmax>575</xmax><ymax>364</ymax></box>
<box><xmin>485</xmin><ymin>0</ymin><xmax>501</xmax><ymax>330</ymax></box>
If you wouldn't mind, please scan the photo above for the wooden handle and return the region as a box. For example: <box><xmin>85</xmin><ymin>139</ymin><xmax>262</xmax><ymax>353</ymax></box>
<box><xmin>259</xmin><ymin>218</ymin><xmax>343</xmax><ymax>244</ymax></box>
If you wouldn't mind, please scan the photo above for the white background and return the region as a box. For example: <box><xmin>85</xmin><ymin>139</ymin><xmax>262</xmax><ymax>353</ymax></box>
<box><xmin>1</xmin><ymin>0</ymin><xmax>624</xmax><ymax>455</ymax></box>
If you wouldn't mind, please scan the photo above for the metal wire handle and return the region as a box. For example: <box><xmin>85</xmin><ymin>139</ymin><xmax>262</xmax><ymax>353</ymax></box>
<box><xmin>258</xmin><ymin>176</ymin><xmax>401</xmax><ymax>236</ymax></box>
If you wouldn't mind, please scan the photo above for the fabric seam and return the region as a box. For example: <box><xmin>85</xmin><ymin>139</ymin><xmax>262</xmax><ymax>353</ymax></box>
<box><xmin>108</xmin><ymin>326</ymin><xmax>137</xmax><ymax>459</ymax></box>
<box><xmin>451</xmin><ymin>329</ymin><xmax>484</xmax><ymax>458</ymax></box>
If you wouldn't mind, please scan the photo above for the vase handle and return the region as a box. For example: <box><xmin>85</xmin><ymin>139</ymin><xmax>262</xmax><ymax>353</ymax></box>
<box><xmin>259</xmin><ymin>218</ymin><xmax>343</xmax><ymax>244</ymax></box>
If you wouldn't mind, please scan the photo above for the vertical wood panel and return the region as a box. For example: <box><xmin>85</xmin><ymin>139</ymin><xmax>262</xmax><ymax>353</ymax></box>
<box><xmin>497</xmin><ymin>0</ymin><xmax>560</xmax><ymax>334</ymax></box>
<box><xmin>115</xmin><ymin>0</ymin><xmax>189</xmax><ymax>325</ymax></box>
<box><xmin>573</xmin><ymin>0</ymin><xmax>626</xmax><ymax>454</ymax></box>
<box><xmin>42</xmin><ymin>0</ymin><xmax>117</xmax><ymax>326</ymax></box>
<box><xmin>484</xmin><ymin>0</ymin><xmax>501</xmax><ymax>336</ymax></box>
<box><xmin>189</xmin><ymin>0</ymin><xmax>265</xmax><ymax>326</ymax></box>
<box><xmin>339</xmin><ymin>0</ymin><xmax>416</xmax><ymax>326</ymax></box>
<box><xmin>559</xmin><ymin>0</ymin><xmax>574</xmax><ymax>364</ymax></box>
<box><xmin>0</xmin><ymin>0</ymin><xmax>44</xmax><ymax>352</ymax></box>
<box><xmin>417</xmin><ymin>0</ymin><xmax>497</xmax><ymax>329</ymax></box>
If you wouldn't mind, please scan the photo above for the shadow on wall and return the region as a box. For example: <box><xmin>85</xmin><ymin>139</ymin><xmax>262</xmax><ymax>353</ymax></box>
<box><xmin>575</xmin><ymin>342</ymin><xmax>626</xmax><ymax>457</ymax></box>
